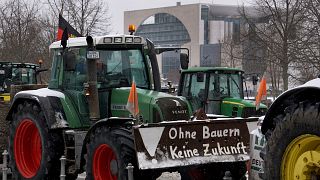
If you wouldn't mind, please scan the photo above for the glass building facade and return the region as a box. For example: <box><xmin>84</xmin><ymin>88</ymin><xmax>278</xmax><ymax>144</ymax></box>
<box><xmin>136</xmin><ymin>13</ymin><xmax>191</xmax><ymax>79</ymax></box>
<box><xmin>136</xmin><ymin>13</ymin><xmax>191</xmax><ymax>46</ymax></box>
<box><xmin>130</xmin><ymin>4</ymin><xmax>266</xmax><ymax>82</ymax></box>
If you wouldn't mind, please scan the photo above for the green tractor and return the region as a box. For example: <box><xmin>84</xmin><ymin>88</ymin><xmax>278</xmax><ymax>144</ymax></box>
<box><xmin>178</xmin><ymin>67</ymin><xmax>268</xmax><ymax>118</ymax></box>
<box><xmin>6</xmin><ymin>35</ymin><xmax>253</xmax><ymax>179</ymax></box>
<box><xmin>0</xmin><ymin>62</ymin><xmax>40</xmax><ymax>103</ymax></box>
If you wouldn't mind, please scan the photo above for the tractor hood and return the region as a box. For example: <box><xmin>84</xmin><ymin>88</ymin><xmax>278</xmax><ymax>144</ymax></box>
<box><xmin>110</xmin><ymin>87</ymin><xmax>192</xmax><ymax>123</ymax></box>
<box><xmin>221</xmin><ymin>97</ymin><xmax>267</xmax><ymax>117</ymax></box>
<box><xmin>223</xmin><ymin>97</ymin><xmax>267</xmax><ymax>108</ymax></box>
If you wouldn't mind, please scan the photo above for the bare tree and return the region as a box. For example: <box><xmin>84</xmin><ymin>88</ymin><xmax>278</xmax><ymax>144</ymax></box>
<box><xmin>240</xmin><ymin>0</ymin><xmax>307</xmax><ymax>90</ymax></box>
<box><xmin>0</xmin><ymin>0</ymin><xmax>46</xmax><ymax>64</ymax></box>
<box><xmin>220</xmin><ymin>37</ymin><xmax>243</xmax><ymax>68</ymax></box>
<box><xmin>45</xmin><ymin>0</ymin><xmax>111</xmax><ymax>37</ymax></box>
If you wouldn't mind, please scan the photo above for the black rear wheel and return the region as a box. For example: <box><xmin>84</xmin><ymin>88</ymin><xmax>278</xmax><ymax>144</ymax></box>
<box><xmin>9</xmin><ymin>101</ymin><xmax>63</xmax><ymax>179</ymax></box>
<box><xmin>86</xmin><ymin>126</ymin><xmax>138</xmax><ymax>180</ymax></box>
<box><xmin>263</xmin><ymin>102</ymin><xmax>320</xmax><ymax>179</ymax></box>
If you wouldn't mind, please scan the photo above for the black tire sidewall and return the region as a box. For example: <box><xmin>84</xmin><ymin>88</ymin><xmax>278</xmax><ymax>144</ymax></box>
<box><xmin>9</xmin><ymin>102</ymin><xmax>61</xmax><ymax>180</ymax></box>
<box><xmin>86</xmin><ymin>127</ymin><xmax>134</xmax><ymax>180</ymax></box>
<box><xmin>264</xmin><ymin>104</ymin><xmax>320</xmax><ymax>179</ymax></box>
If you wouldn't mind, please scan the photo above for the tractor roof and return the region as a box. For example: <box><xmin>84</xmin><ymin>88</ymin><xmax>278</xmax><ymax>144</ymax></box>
<box><xmin>49</xmin><ymin>34</ymin><xmax>145</xmax><ymax>49</ymax></box>
<box><xmin>182</xmin><ymin>67</ymin><xmax>244</xmax><ymax>73</ymax></box>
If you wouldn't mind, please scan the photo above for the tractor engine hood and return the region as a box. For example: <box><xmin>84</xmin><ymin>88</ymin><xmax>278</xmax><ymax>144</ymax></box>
<box><xmin>221</xmin><ymin>97</ymin><xmax>267</xmax><ymax>118</ymax></box>
<box><xmin>111</xmin><ymin>88</ymin><xmax>192</xmax><ymax>123</ymax></box>
<box><xmin>152</xmin><ymin>95</ymin><xmax>191</xmax><ymax>123</ymax></box>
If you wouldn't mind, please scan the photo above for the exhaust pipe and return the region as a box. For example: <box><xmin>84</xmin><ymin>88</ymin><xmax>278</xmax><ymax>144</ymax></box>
<box><xmin>86</xmin><ymin>36</ymin><xmax>100</xmax><ymax>120</ymax></box>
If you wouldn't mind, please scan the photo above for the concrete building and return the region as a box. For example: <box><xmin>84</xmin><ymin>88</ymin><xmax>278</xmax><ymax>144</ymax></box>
<box><xmin>124</xmin><ymin>2</ymin><xmax>266</xmax><ymax>84</ymax></box>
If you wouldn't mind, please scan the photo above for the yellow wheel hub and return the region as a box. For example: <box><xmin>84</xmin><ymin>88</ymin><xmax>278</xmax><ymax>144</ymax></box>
<box><xmin>281</xmin><ymin>134</ymin><xmax>320</xmax><ymax>180</ymax></box>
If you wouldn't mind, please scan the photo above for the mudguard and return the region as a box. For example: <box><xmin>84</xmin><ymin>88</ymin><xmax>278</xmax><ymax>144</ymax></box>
<box><xmin>261</xmin><ymin>78</ymin><xmax>320</xmax><ymax>134</ymax></box>
<box><xmin>6</xmin><ymin>88</ymin><xmax>69</xmax><ymax>129</ymax></box>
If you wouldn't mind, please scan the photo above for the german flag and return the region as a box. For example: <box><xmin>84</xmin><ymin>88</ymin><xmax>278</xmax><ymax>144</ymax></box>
<box><xmin>57</xmin><ymin>14</ymin><xmax>82</xmax><ymax>41</ymax></box>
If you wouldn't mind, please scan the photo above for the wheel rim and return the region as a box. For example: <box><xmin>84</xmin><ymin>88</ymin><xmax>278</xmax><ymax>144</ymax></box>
<box><xmin>14</xmin><ymin>119</ymin><xmax>42</xmax><ymax>178</ymax></box>
<box><xmin>281</xmin><ymin>134</ymin><xmax>320</xmax><ymax>180</ymax></box>
<box><xmin>93</xmin><ymin>144</ymin><xmax>118</xmax><ymax>180</ymax></box>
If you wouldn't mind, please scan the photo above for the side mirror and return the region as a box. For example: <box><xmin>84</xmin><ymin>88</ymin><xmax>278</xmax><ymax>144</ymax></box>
<box><xmin>180</xmin><ymin>53</ymin><xmax>189</xmax><ymax>70</ymax></box>
<box><xmin>63</xmin><ymin>51</ymin><xmax>76</xmax><ymax>71</ymax></box>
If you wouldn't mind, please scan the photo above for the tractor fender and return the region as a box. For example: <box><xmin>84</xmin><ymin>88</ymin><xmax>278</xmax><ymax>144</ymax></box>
<box><xmin>6</xmin><ymin>89</ymin><xmax>69</xmax><ymax>129</ymax></box>
<box><xmin>261</xmin><ymin>80</ymin><xmax>320</xmax><ymax>134</ymax></box>
<box><xmin>79</xmin><ymin>117</ymin><xmax>134</xmax><ymax>171</ymax></box>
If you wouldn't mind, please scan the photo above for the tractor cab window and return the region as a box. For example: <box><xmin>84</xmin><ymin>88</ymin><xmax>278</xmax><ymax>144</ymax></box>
<box><xmin>62</xmin><ymin>48</ymin><xmax>87</xmax><ymax>90</ymax></box>
<box><xmin>229</xmin><ymin>74</ymin><xmax>242</xmax><ymax>98</ymax></box>
<box><xmin>208</xmin><ymin>72</ymin><xmax>243</xmax><ymax>99</ymax></box>
<box><xmin>97</xmin><ymin>49</ymin><xmax>149</xmax><ymax>89</ymax></box>
<box><xmin>218</xmin><ymin>74</ymin><xmax>229</xmax><ymax>97</ymax></box>
<box><xmin>12</xmin><ymin>67</ymin><xmax>36</xmax><ymax>85</ymax></box>
<box><xmin>181</xmin><ymin>73</ymin><xmax>191</xmax><ymax>97</ymax></box>
<box><xmin>189</xmin><ymin>73</ymin><xmax>206</xmax><ymax>110</ymax></box>
<box><xmin>208</xmin><ymin>74</ymin><xmax>219</xmax><ymax>100</ymax></box>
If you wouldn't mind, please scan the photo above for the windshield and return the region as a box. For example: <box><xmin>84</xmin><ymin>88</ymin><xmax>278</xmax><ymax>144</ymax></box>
<box><xmin>58</xmin><ymin>48</ymin><xmax>150</xmax><ymax>90</ymax></box>
<box><xmin>97</xmin><ymin>49</ymin><xmax>149</xmax><ymax>88</ymax></box>
<box><xmin>181</xmin><ymin>72</ymin><xmax>207</xmax><ymax>111</ymax></box>
<box><xmin>208</xmin><ymin>72</ymin><xmax>243</xmax><ymax>99</ymax></box>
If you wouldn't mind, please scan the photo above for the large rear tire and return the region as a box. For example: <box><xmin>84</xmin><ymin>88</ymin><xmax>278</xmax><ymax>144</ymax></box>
<box><xmin>86</xmin><ymin>126</ymin><xmax>139</xmax><ymax>180</ymax></box>
<box><xmin>263</xmin><ymin>102</ymin><xmax>320</xmax><ymax>179</ymax></box>
<box><xmin>9</xmin><ymin>101</ymin><xmax>63</xmax><ymax>179</ymax></box>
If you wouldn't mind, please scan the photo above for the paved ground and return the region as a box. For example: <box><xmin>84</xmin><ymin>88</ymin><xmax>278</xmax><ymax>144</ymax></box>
<box><xmin>76</xmin><ymin>172</ymin><xmax>181</xmax><ymax>180</ymax></box>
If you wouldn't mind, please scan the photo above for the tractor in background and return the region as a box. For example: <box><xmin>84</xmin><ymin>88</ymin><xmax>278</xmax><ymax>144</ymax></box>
<box><xmin>178</xmin><ymin>67</ymin><xmax>267</xmax><ymax>118</ymax></box>
<box><xmin>154</xmin><ymin>47</ymin><xmax>267</xmax><ymax>119</ymax></box>
<box><xmin>6</xmin><ymin>34</ymin><xmax>255</xmax><ymax>180</ymax></box>
<box><xmin>0</xmin><ymin>62</ymin><xmax>47</xmax><ymax>103</ymax></box>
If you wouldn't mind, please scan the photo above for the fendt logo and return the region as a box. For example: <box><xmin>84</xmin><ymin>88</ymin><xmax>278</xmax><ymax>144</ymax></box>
<box><xmin>171</xmin><ymin>99</ymin><xmax>188</xmax><ymax>115</ymax></box>
<box><xmin>172</xmin><ymin>109</ymin><xmax>188</xmax><ymax>115</ymax></box>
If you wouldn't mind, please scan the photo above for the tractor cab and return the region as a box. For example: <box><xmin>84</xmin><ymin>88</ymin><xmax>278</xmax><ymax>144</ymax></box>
<box><xmin>0</xmin><ymin>62</ymin><xmax>39</xmax><ymax>102</ymax></box>
<box><xmin>0</xmin><ymin>62</ymin><xmax>38</xmax><ymax>92</ymax></box>
<box><xmin>178</xmin><ymin>67</ymin><xmax>267</xmax><ymax>117</ymax></box>
<box><xmin>48</xmin><ymin>35</ymin><xmax>191</xmax><ymax>126</ymax></box>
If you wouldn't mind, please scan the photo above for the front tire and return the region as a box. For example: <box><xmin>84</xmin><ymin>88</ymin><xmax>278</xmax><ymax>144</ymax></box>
<box><xmin>9</xmin><ymin>101</ymin><xmax>63</xmax><ymax>179</ymax></box>
<box><xmin>263</xmin><ymin>102</ymin><xmax>320</xmax><ymax>180</ymax></box>
<box><xmin>86</xmin><ymin>126</ymin><xmax>138</xmax><ymax>180</ymax></box>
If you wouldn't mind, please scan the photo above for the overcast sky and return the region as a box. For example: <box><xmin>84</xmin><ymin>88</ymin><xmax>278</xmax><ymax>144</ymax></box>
<box><xmin>108</xmin><ymin>0</ymin><xmax>249</xmax><ymax>34</ymax></box>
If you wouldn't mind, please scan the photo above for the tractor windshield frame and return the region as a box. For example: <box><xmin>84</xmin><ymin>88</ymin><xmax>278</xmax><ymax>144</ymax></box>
<box><xmin>208</xmin><ymin>71</ymin><xmax>244</xmax><ymax>100</ymax></box>
<box><xmin>49</xmin><ymin>44</ymin><xmax>151</xmax><ymax>90</ymax></box>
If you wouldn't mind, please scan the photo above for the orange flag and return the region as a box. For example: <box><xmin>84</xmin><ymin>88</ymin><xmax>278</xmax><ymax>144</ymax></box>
<box><xmin>255</xmin><ymin>76</ymin><xmax>267</xmax><ymax>110</ymax></box>
<box><xmin>126</xmin><ymin>81</ymin><xmax>139</xmax><ymax>117</ymax></box>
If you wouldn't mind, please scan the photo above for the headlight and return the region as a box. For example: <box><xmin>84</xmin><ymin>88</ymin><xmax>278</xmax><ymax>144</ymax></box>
<box><xmin>134</xmin><ymin>37</ymin><xmax>142</xmax><ymax>43</ymax></box>
<box><xmin>114</xmin><ymin>37</ymin><xmax>122</xmax><ymax>43</ymax></box>
<box><xmin>103</xmin><ymin>37</ymin><xmax>112</xmax><ymax>43</ymax></box>
<box><xmin>125</xmin><ymin>37</ymin><xmax>133</xmax><ymax>43</ymax></box>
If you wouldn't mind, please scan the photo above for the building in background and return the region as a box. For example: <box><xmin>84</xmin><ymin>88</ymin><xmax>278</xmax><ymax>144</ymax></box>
<box><xmin>124</xmin><ymin>2</ymin><xmax>266</xmax><ymax>84</ymax></box>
